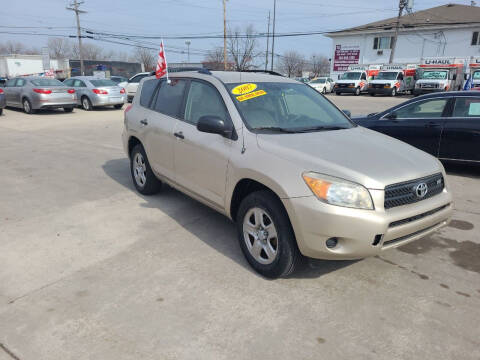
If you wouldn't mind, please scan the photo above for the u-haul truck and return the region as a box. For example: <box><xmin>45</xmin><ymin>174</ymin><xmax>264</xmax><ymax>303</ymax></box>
<box><xmin>414</xmin><ymin>57</ymin><xmax>465</xmax><ymax>95</ymax></box>
<box><xmin>367</xmin><ymin>64</ymin><xmax>417</xmax><ymax>96</ymax></box>
<box><xmin>465</xmin><ymin>57</ymin><xmax>480</xmax><ymax>90</ymax></box>
<box><xmin>334</xmin><ymin>65</ymin><xmax>380</xmax><ymax>96</ymax></box>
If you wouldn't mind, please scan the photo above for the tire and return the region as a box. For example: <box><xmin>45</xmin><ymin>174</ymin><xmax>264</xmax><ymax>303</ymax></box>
<box><xmin>391</xmin><ymin>87</ymin><xmax>397</xmax><ymax>97</ymax></box>
<box><xmin>322</xmin><ymin>87</ymin><xmax>326</xmax><ymax>94</ymax></box>
<box><xmin>236</xmin><ymin>190</ymin><xmax>301</xmax><ymax>278</ymax></box>
<box><xmin>0</xmin><ymin>108</ymin><xmax>3</xmax><ymax>116</ymax></box>
<box><xmin>369</xmin><ymin>92</ymin><xmax>375</xmax><ymax>97</ymax></box>
<box><xmin>23</xmin><ymin>98</ymin><xmax>35</xmax><ymax>114</ymax></box>
<box><xmin>130</xmin><ymin>144</ymin><xmax>162</xmax><ymax>195</ymax></box>
<box><xmin>114</xmin><ymin>104</ymin><xmax>123</xmax><ymax>109</ymax></box>
<box><xmin>63</xmin><ymin>107</ymin><xmax>74</xmax><ymax>113</ymax></box>
<box><xmin>335</xmin><ymin>92</ymin><xmax>341</xmax><ymax>96</ymax></box>
<box><xmin>354</xmin><ymin>87</ymin><xmax>361</xmax><ymax>96</ymax></box>
<box><xmin>81</xmin><ymin>96</ymin><xmax>92</xmax><ymax>111</ymax></box>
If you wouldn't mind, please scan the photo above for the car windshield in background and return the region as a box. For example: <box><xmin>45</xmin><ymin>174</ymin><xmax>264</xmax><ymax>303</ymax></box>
<box><xmin>31</xmin><ymin>79</ymin><xmax>64</xmax><ymax>86</ymax></box>
<box><xmin>90</xmin><ymin>79</ymin><xmax>117</xmax><ymax>87</ymax></box>
<box><xmin>375</xmin><ymin>72</ymin><xmax>398</xmax><ymax>80</ymax></box>
<box><xmin>421</xmin><ymin>71</ymin><xmax>448</xmax><ymax>80</ymax></box>
<box><xmin>340</xmin><ymin>72</ymin><xmax>361</xmax><ymax>80</ymax></box>
<box><xmin>311</xmin><ymin>79</ymin><xmax>326</xmax><ymax>84</ymax></box>
<box><xmin>473</xmin><ymin>71</ymin><xmax>480</xmax><ymax>80</ymax></box>
<box><xmin>226</xmin><ymin>82</ymin><xmax>353</xmax><ymax>133</ymax></box>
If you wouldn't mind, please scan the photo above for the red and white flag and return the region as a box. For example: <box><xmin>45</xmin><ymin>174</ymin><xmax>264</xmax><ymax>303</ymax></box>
<box><xmin>155</xmin><ymin>40</ymin><xmax>168</xmax><ymax>79</ymax></box>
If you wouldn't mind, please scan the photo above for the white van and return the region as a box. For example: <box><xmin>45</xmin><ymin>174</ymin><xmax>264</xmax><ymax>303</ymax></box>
<box><xmin>414</xmin><ymin>57</ymin><xmax>465</xmax><ymax>95</ymax></box>
<box><xmin>368</xmin><ymin>64</ymin><xmax>417</xmax><ymax>96</ymax></box>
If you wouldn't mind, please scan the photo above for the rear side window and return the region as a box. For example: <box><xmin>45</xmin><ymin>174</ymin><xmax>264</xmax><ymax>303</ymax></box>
<box><xmin>140</xmin><ymin>79</ymin><xmax>159</xmax><ymax>108</ymax></box>
<box><xmin>6</xmin><ymin>79</ymin><xmax>16</xmax><ymax>87</ymax></box>
<box><xmin>152</xmin><ymin>79</ymin><xmax>186</xmax><ymax>118</ymax></box>
<box><xmin>453</xmin><ymin>97</ymin><xmax>480</xmax><ymax>117</ymax></box>
<box><xmin>64</xmin><ymin>79</ymin><xmax>74</xmax><ymax>86</ymax></box>
<box><xmin>74</xmin><ymin>80</ymin><xmax>86</xmax><ymax>87</ymax></box>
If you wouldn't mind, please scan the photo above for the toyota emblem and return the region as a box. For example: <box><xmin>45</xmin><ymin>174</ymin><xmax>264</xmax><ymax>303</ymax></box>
<box><xmin>415</xmin><ymin>182</ymin><xmax>428</xmax><ymax>198</ymax></box>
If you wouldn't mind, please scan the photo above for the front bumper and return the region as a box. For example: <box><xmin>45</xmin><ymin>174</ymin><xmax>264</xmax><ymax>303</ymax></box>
<box><xmin>283</xmin><ymin>189</ymin><xmax>453</xmax><ymax>260</ymax></box>
<box><xmin>413</xmin><ymin>88</ymin><xmax>444</xmax><ymax>95</ymax></box>
<box><xmin>368</xmin><ymin>88</ymin><xmax>394</xmax><ymax>95</ymax></box>
<box><xmin>91</xmin><ymin>94</ymin><xmax>127</xmax><ymax>107</ymax></box>
<box><xmin>334</xmin><ymin>87</ymin><xmax>357</xmax><ymax>94</ymax></box>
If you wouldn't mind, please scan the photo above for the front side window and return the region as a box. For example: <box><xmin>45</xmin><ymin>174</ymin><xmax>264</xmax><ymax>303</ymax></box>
<box><xmin>421</xmin><ymin>70</ymin><xmax>448</xmax><ymax>80</ymax></box>
<box><xmin>340</xmin><ymin>72</ymin><xmax>361</xmax><ymax>80</ymax></box>
<box><xmin>140</xmin><ymin>79</ymin><xmax>159</xmax><ymax>108</ymax></box>
<box><xmin>389</xmin><ymin>98</ymin><xmax>448</xmax><ymax>119</ymax></box>
<box><xmin>453</xmin><ymin>97</ymin><xmax>480</xmax><ymax>117</ymax></box>
<box><xmin>184</xmin><ymin>81</ymin><xmax>228</xmax><ymax>125</ymax></box>
<box><xmin>152</xmin><ymin>79</ymin><xmax>186</xmax><ymax>118</ymax></box>
<box><xmin>373</xmin><ymin>36</ymin><xmax>393</xmax><ymax>50</ymax></box>
<box><xmin>226</xmin><ymin>82</ymin><xmax>353</xmax><ymax>132</ymax></box>
<box><xmin>30</xmin><ymin>79</ymin><xmax>63</xmax><ymax>86</ymax></box>
<box><xmin>472</xmin><ymin>31</ymin><xmax>479</xmax><ymax>46</ymax></box>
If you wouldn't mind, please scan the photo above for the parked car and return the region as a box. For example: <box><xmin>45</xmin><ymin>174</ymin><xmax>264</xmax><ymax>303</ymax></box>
<box><xmin>63</xmin><ymin>76</ymin><xmax>127</xmax><ymax>110</ymax></box>
<box><xmin>353</xmin><ymin>91</ymin><xmax>480</xmax><ymax>163</ymax></box>
<box><xmin>124</xmin><ymin>72</ymin><xmax>151</xmax><ymax>102</ymax></box>
<box><xmin>0</xmin><ymin>86</ymin><xmax>5</xmax><ymax>115</ymax></box>
<box><xmin>122</xmin><ymin>70</ymin><xmax>452</xmax><ymax>278</ymax></box>
<box><xmin>3</xmin><ymin>77</ymin><xmax>76</xmax><ymax>114</ymax></box>
<box><xmin>308</xmin><ymin>77</ymin><xmax>335</xmax><ymax>94</ymax></box>
<box><xmin>110</xmin><ymin>75</ymin><xmax>128</xmax><ymax>85</ymax></box>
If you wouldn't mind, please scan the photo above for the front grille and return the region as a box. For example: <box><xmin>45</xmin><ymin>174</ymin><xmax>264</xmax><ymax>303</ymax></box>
<box><xmin>420</xmin><ymin>83</ymin><xmax>438</xmax><ymax>89</ymax></box>
<box><xmin>389</xmin><ymin>204</ymin><xmax>449</xmax><ymax>227</ymax></box>
<box><xmin>384</xmin><ymin>173</ymin><xmax>444</xmax><ymax>209</ymax></box>
<box><xmin>373</xmin><ymin>84</ymin><xmax>384</xmax><ymax>88</ymax></box>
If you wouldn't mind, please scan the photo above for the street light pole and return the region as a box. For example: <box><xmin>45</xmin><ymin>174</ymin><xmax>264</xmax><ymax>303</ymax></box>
<box><xmin>223</xmin><ymin>0</ymin><xmax>228</xmax><ymax>70</ymax></box>
<box><xmin>265</xmin><ymin>11</ymin><xmax>270</xmax><ymax>71</ymax></box>
<box><xmin>270</xmin><ymin>0</ymin><xmax>276</xmax><ymax>71</ymax></box>
<box><xmin>389</xmin><ymin>0</ymin><xmax>407</xmax><ymax>64</ymax></box>
<box><xmin>66</xmin><ymin>0</ymin><xmax>86</xmax><ymax>75</ymax></box>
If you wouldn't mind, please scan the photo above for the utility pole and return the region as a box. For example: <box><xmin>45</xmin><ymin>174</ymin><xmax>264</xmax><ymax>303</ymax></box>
<box><xmin>389</xmin><ymin>0</ymin><xmax>407</xmax><ymax>64</ymax></box>
<box><xmin>185</xmin><ymin>41</ymin><xmax>191</xmax><ymax>63</ymax></box>
<box><xmin>270</xmin><ymin>0</ymin><xmax>276</xmax><ymax>71</ymax></box>
<box><xmin>265</xmin><ymin>11</ymin><xmax>270</xmax><ymax>71</ymax></box>
<box><xmin>66</xmin><ymin>0</ymin><xmax>86</xmax><ymax>75</ymax></box>
<box><xmin>223</xmin><ymin>0</ymin><xmax>228</xmax><ymax>70</ymax></box>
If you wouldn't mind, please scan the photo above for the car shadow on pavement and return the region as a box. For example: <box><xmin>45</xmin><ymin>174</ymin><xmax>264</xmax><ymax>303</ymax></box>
<box><xmin>444</xmin><ymin>162</ymin><xmax>480</xmax><ymax>178</ymax></box>
<box><xmin>5</xmin><ymin>106</ymin><xmax>72</xmax><ymax>116</ymax></box>
<box><xmin>102</xmin><ymin>157</ymin><xmax>358</xmax><ymax>279</ymax></box>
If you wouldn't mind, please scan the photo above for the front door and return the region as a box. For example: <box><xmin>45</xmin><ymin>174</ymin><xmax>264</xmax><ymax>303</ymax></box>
<box><xmin>4</xmin><ymin>79</ymin><xmax>17</xmax><ymax>105</ymax></box>
<box><xmin>439</xmin><ymin>96</ymin><xmax>480</xmax><ymax>162</ymax></box>
<box><xmin>173</xmin><ymin>80</ymin><xmax>233</xmax><ymax>208</ymax></box>
<box><xmin>372</xmin><ymin>97</ymin><xmax>452</xmax><ymax>156</ymax></box>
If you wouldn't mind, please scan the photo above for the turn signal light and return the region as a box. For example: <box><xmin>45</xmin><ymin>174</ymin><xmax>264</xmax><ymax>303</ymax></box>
<box><xmin>124</xmin><ymin>104</ymin><xmax>133</xmax><ymax>113</ymax></box>
<box><xmin>120</xmin><ymin>88</ymin><xmax>125</xmax><ymax>94</ymax></box>
<box><xmin>67</xmin><ymin>89</ymin><xmax>75</xmax><ymax>94</ymax></box>
<box><xmin>92</xmin><ymin>89</ymin><xmax>108</xmax><ymax>94</ymax></box>
<box><xmin>33</xmin><ymin>88</ymin><xmax>52</xmax><ymax>94</ymax></box>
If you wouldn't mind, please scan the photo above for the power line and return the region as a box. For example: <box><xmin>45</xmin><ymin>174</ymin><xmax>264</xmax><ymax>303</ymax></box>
<box><xmin>66</xmin><ymin>0</ymin><xmax>86</xmax><ymax>75</ymax></box>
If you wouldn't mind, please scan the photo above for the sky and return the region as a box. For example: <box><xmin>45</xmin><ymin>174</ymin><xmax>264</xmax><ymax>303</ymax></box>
<box><xmin>0</xmin><ymin>0</ymin><xmax>475</xmax><ymax>65</ymax></box>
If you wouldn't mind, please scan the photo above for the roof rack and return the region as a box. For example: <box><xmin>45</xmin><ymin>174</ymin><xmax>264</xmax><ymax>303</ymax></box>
<box><xmin>240</xmin><ymin>70</ymin><xmax>284</xmax><ymax>77</ymax></box>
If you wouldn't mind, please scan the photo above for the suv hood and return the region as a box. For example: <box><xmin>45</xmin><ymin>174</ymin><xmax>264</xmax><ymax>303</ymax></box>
<box><xmin>256</xmin><ymin>126</ymin><xmax>441</xmax><ymax>189</ymax></box>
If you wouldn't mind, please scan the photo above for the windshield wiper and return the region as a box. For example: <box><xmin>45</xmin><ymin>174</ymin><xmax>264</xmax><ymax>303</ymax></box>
<box><xmin>294</xmin><ymin>126</ymin><xmax>349</xmax><ymax>132</ymax></box>
<box><xmin>253</xmin><ymin>127</ymin><xmax>298</xmax><ymax>133</ymax></box>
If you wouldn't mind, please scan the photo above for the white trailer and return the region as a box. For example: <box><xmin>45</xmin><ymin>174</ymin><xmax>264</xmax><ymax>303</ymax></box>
<box><xmin>0</xmin><ymin>55</ymin><xmax>70</xmax><ymax>79</ymax></box>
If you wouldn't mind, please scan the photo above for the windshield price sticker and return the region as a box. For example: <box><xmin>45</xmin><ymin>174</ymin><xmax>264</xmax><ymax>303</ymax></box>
<box><xmin>236</xmin><ymin>90</ymin><xmax>267</xmax><ymax>102</ymax></box>
<box><xmin>231</xmin><ymin>83</ymin><xmax>257</xmax><ymax>95</ymax></box>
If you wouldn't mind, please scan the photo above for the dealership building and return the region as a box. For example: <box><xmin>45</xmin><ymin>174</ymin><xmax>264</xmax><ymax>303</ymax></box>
<box><xmin>326</xmin><ymin>3</ymin><xmax>480</xmax><ymax>78</ymax></box>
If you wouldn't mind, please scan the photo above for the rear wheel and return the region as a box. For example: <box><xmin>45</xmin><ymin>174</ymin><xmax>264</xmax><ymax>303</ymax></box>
<box><xmin>335</xmin><ymin>92</ymin><xmax>341</xmax><ymax>96</ymax></box>
<box><xmin>130</xmin><ymin>144</ymin><xmax>162</xmax><ymax>195</ymax></box>
<box><xmin>81</xmin><ymin>96</ymin><xmax>92</xmax><ymax>111</ymax></box>
<box><xmin>114</xmin><ymin>104</ymin><xmax>123</xmax><ymax>109</ymax></box>
<box><xmin>236</xmin><ymin>190</ymin><xmax>301</xmax><ymax>278</ymax></box>
<box><xmin>23</xmin><ymin>98</ymin><xmax>35</xmax><ymax>114</ymax></box>
<box><xmin>354</xmin><ymin>87</ymin><xmax>361</xmax><ymax>96</ymax></box>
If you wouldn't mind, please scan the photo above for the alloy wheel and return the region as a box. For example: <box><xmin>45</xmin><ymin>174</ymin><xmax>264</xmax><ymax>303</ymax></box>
<box><xmin>243</xmin><ymin>207</ymin><xmax>278</xmax><ymax>265</ymax></box>
<box><xmin>133</xmin><ymin>152</ymin><xmax>147</xmax><ymax>187</ymax></box>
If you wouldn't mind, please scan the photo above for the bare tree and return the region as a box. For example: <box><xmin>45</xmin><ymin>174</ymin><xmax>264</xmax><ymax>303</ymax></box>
<box><xmin>1</xmin><ymin>41</ymin><xmax>25</xmax><ymax>55</ymax></box>
<box><xmin>228</xmin><ymin>25</ymin><xmax>259</xmax><ymax>71</ymax></box>
<box><xmin>279</xmin><ymin>51</ymin><xmax>305</xmax><ymax>78</ymax></box>
<box><xmin>133</xmin><ymin>46</ymin><xmax>156</xmax><ymax>71</ymax></box>
<box><xmin>202</xmin><ymin>47</ymin><xmax>225</xmax><ymax>70</ymax></box>
<box><xmin>310</xmin><ymin>54</ymin><xmax>330</xmax><ymax>77</ymax></box>
<box><xmin>48</xmin><ymin>37</ymin><xmax>72</xmax><ymax>59</ymax></box>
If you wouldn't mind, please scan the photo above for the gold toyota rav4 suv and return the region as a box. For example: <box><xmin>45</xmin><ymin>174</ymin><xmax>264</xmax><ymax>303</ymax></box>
<box><xmin>122</xmin><ymin>70</ymin><xmax>453</xmax><ymax>278</ymax></box>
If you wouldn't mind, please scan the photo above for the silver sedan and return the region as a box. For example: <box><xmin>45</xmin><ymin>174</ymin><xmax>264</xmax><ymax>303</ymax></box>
<box><xmin>64</xmin><ymin>76</ymin><xmax>127</xmax><ymax>110</ymax></box>
<box><xmin>3</xmin><ymin>77</ymin><xmax>77</xmax><ymax>114</ymax></box>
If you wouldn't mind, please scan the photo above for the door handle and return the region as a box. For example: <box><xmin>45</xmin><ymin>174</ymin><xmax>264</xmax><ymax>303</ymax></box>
<box><xmin>174</xmin><ymin>131</ymin><xmax>185</xmax><ymax>139</ymax></box>
<box><xmin>425</xmin><ymin>122</ymin><xmax>440</xmax><ymax>128</ymax></box>
<box><xmin>140</xmin><ymin>119</ymin><xmax>148</xmax><ymax>126</ymax></box>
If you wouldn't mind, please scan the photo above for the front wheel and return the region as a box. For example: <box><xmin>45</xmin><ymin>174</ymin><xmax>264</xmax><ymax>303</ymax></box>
<box><xmin>354</xmin><ymin>87</ymin><xmax>361</xmax><ymax>96</ymax></box>
<box><xmin>369</xmin><ymin>92</ymin><xmax>375</xmax><ymax>97</ymax></box>
<box><xmin>322</xmin><ymin>87</ymin><xmax>326</xmax><ymax>94</ymax></box>
<box><xmin>236</xmin><ymin>191</ymin><xmax>301</xmax><ymax>278</ymax></box>
<box><xmin>391</xmin><ymin>87</ymin><xmax>397</xmax><ymax>97</ymax></box>
<box><xmin>130</xmin><ymin>144</ymin><xmax>162</xmax><ymax>195</ymax></box>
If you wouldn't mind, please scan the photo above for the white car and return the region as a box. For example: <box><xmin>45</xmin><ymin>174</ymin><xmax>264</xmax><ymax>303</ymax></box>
<box><xmin>308</xmin><ymin>77</ymin><xmax>335</xmax><ymax>94</ymax></box>
<box><xmin>123</xmin><ymin>72</ymin><xmax>151</xmax><ymax>102</ymax></box>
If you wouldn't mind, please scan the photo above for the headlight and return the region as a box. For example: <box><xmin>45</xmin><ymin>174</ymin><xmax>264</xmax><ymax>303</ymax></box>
<box><xmin>302</xmin><ymin>172</ymin><xmax>374</xmax><ymax>210</ymax></box>
<box><xmin>384</xmin><ymin>84</ymin><xmax>391</xmax><ymax>88</ymax></box>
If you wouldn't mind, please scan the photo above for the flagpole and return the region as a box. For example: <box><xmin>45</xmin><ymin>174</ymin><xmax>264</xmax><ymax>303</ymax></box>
<box><xmin>163</xmin><ymin>39</ymin><xmax>170</xmax><ymax>83</ymax></box>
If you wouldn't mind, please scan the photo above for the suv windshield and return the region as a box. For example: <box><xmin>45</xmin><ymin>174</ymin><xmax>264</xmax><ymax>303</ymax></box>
<box><xmin>340</xmin><ymin>72</ymin><xmax>361</xmax><ymax>80</ymax></box>
<box><xmin>310</xmin><ymin>79</ymin><xmax>326</xmax><ymax>84</ymax></box>
<box><xmin>421</xmin><ymin>70</ymin><xmax>448</xmax><ymax>80</ymax></box>
<box><xmin>90</xmin><ymin>79</ymin><xmax>117</xmax><ymax>87</ymax></box>
<box><xmin>227</xmin><ymin>82</ymin><xmax>353</xmax><ymax>133</ymax></box>
<box><xmin>31</xmin><ymin>79</ymin><xmax>64</xmax><ymax>86</ymax></box>
<box><xmin>375</xmin><ymin>72</ymin><xmax>398</xmax><ymax>80</ymax></box>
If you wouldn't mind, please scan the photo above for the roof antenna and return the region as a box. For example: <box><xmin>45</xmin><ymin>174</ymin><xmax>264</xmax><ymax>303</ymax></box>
<box><xmin>241</xmin><ymin>125</ymin><xmax>246</xmax><ymax>154</ymax></box>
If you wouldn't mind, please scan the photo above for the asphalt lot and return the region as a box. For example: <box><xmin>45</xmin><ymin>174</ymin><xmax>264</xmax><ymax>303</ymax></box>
<box><xmin>0</xmin><ymin>97</ymin><xmax>479</xmax><ymax>360</ymax></box>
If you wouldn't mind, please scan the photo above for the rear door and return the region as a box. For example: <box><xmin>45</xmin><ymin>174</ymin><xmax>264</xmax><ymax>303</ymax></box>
<box><xmin>372</xmin><ymin>97</ymin><xmax>452</xmax><ymax>156</ymax></box>
<box><xmin>143</xmin><ymin>78</ymin><xmax>186</xmax><ymax>180</ymax></box>
<box><xmin>172</xmin><ymin>79</ymin><xmax>233</xmax><ymax>208</ymax></box>
<box><xmin>73</xmin><ymin>79</ymin><xmax>88</xmax><ymax>103</ymax></box>
<box><xmin>439</xmin><ymin>96</ymin><xmax>480</xmax><ymax>162</ymax></box>
<box><xmin>4</xmin><ymin>79</ymin><xmax>17</xmax><ymax>105</ymax></box>
<box><xmin>14</xmin><ymin>78</ymin><xmax>27</xmax><ymax>105</ymax></box>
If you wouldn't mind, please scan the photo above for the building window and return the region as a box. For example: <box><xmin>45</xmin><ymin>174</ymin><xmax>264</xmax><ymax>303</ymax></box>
<box><xmin>472</xmin><ymin>32</ymin><xmax>480</xmax><ymax>46</ymax></box>
<box><xmin>373</xmin><ymin>36</ymin><xmax>393</xmax><ymax>50</ymax></box>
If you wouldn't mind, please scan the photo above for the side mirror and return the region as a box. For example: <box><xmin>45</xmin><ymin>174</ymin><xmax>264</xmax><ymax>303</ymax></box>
<box><xmin>342</xmin><ymin>109</ymin><xmax>351</xmax><ymax>118</ymax></box>
<box><xmin>197</xmin><ymin>115</ymin><xmax>232</xmax><ymax>138</ymax></box>
<box><xmin>385</xmin><ymin>113</ymin><xmax>397</xmax><ymax>120</ymax></box>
